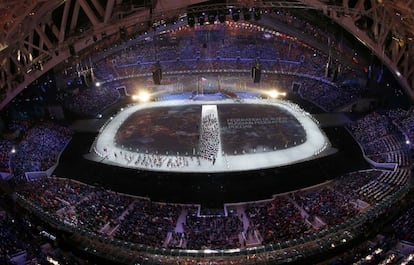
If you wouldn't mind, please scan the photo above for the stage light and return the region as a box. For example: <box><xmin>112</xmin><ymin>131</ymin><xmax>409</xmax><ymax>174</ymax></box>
<box><xmin>95</xmin><ymin>82</ymin><xmax>101</xmax><ymax>87</ymax></box>
<box><xmin>267</xmin><ymin>89</ymin><xmax>287</xmax><ymax>98</ymax></box>
<box><xmin>133</xmin><ymin>91</ymin><xmax>151</xmax><ymax>102</ymax></box>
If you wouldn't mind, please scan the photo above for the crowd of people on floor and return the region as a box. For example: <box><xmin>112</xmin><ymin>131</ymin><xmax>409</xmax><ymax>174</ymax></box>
<box><xmin>198</xmin><ymin>113</ymin><xmax>220</xmax><ymax>162</ymax></box>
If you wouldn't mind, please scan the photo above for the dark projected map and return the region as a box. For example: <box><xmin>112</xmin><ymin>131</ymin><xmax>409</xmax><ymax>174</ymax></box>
<box><xmin>217</xmin><ymin>104</ymin><xmax>307</xmax><ymax>154</ymax></box>
<box><xmin>115</xmin><ymin>105</ymin><xmax>201</xmax><ymax>155</ymax></box>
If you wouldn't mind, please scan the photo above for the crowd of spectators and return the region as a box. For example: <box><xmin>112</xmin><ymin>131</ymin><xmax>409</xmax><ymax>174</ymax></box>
<box><xmin>9</xmin><ymin>172</ymin><xmax>376</xmax><ymax>251</ymax></box>
<box><xmin>71</xmin><ymin>188</ymin><xmax>132</xmax><ymax>231</ymax></box>
<box><xmin>183</xmin><ymin>207</ymin><xmax>243</xmax><ymax>249</ymax></box>
<box><xmin>63</xmin><ymin>85</ymin><xmax>120</xmax><ymax>117</ymax></box>
<box><xmin>0</xmin><ymin>119</ymin><xmax>36</xmax><ymax>174</ymax></box>
<box><xmin>298</xmin><ymin>76</ymin><xmax>364</xmax><ymax>111</ymax></box>
<box><xmin>53</xmin><ymin>20</ymin><xmax>371</xmax><ymax>117</ymax></box>
<box><xmin>0</xmin><ymin>189</ymin><xmax>83</xmax><ymax>265</ymax></box>
<box><xmin>0</xmin><ymin>208</ymin><xmax>35</xmax><ymax>264</ymax></box>
<box><xmin>1</xmin><ymin>6</ymin><xmax>414</xmax><ymax>264</ymax></box>
<box><xmin>10</xmin><ymin>103</ymin><xmax>414</xmax><ymax>254</ymax></box>
<box><xmin>9</xmin><ymin>121</ymin><xmax>72</xmax><ymax>181</ymax></box>
<box><xmin>111</xmin><ymin>200</ymin><xmax>181</xmax><ymax>247</ymax></box>
<box><xmin>393</xmin><ymin>206</ymin><xmax>414</xmax><ymax>244</ymax></box>
<box><xmin>386</xmin><ymin>107</ymin><xmax>414</xmax><ymax>146</ymax></box>
<box><xmin>0</xmin><ymin>139</ymin><xmax>15</xmax><ymax>173</ymax></box>
<box><xmin>333</xmin><ymin>170</ymin><xmax>383</xmax><ymax>202</ymax></box>
<box><xmin>82</xmin><ymin>21</ymin><xmax>332</xmax><ymax>81</ymax></box>
<box><xmin>245</xmin><ymin>196</ymin><xmax>310</xmax><ymax>245</ymax></box>
<box><xmin>293</xmin><ymin>187</ymin><xmax>358</xmax><ymax>226</ymax></box>
<box><xmin>348</xmin><ymin>112</ymin><xmax>412</xmax><ymax>166</ymax></box>
<box><xmin>350</xmin><ymin>112</ymin><xmax>393</xmax><ymax>143</ymax></box>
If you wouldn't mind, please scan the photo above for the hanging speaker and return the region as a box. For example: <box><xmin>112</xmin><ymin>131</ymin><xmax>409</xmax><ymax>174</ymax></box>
<box><xmin>252</xmin><ymin>66</ymin><xmax>261</xmax><ymax>83</ymax></box>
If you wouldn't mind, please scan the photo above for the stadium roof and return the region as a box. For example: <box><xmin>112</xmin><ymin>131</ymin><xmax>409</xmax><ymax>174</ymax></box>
<box><xmin>0</xmin><ymin>0</ymin><xmax>413</xmax><ymax>109</ymax></box>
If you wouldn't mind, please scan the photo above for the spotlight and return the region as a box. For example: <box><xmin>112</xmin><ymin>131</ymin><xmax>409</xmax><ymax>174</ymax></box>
<box><xmin>266</xmin><ymin>89</ymin><xmax>287</xmax><ymax>99</ymax></box>
<box><xmin>133</xmin><ymin>91</ymin><xmax>151</xmax><ymax>102</ymax></box>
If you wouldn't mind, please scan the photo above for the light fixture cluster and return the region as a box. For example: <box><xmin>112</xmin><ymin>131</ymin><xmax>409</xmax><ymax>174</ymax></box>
<box><xmin>187</xmin><ymin>6</ymin><xmax>262</xmax><ymax>27</ymax></box>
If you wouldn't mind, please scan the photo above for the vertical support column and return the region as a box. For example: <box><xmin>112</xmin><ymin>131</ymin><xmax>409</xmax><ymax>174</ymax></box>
<box><xmin>104</xmin><ymin>0</ymin><xmax>116</xmax><ymax>23</ymax></box>
<box><xmin>59</xmin><ymin>0</ymin><xmax>72</xmax><ymax>43</ymax></box>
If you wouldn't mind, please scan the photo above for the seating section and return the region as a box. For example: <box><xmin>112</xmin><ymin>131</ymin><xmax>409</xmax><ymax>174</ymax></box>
<box><xmin>393</xmin><ymin>206</ymin><xmax>414</xmax><ymax>243</ymax></box>
<box><xmin>63</xmin><ymin>85</ymin><xmax>120</xmax><ymax>117</ymax></box>
<box><xmin>9</xmin><ymin>122</ymin><xmax>73</xmax><ymax>182</ymax></box>
<box><xmin>0</xmin><ymin>139</ymin><xmax>15</xmax><ymax>173</ymax></box>
<box><xmin>1</xmin><ymin>13</ymin><xmax>414</xmax><ymax>265</ymax></box>
<box><xmin>293</xmin><ymin>188</ymin><xmax>358</xmax><ymax>226</ymax></box>
<box><xmin>245</xmin><ymin>196</ymin><xmax>310</xmax><ymax>244</ymax></box>
<box><xmin>55</xmin><ymin>21</ymin><xmax>367</xmax><ymax>115</ymax></box>
<box><xmin>183</xmin><ymin>207</ymin><xmax>243</xmax><ymax>249</ymax></box>
<box><xmin>349</xmin><ymin>112</ymin><xmax>412</xmax><ymax>167</ymax></box>
<box><xmin>4</xmin><ymin>102</ymin><xmax>413</xmax><ymax>257</ymax></box>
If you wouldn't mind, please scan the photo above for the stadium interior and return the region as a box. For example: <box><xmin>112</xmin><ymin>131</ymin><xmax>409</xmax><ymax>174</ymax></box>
<box><xmin>0</xmin><ymin>0</ymin><xmax>414</xmax><ymax>264</ymax></box>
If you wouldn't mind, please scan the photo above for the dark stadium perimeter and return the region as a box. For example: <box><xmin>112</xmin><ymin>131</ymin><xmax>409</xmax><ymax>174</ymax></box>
<box><xmin>53</xmin><ymin>124</ymin><xmax>369</xmax><ymax>206</ymax></box>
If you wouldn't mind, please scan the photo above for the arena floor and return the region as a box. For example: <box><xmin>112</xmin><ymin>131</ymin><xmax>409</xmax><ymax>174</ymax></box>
<box><xmin>87</xmin><ymin>97</ymin><xmax>335</xmax><ymax>173</ymax></box>
<box><xmin>56</xmin><ymin>74</ymin><xmax>366</xmax><ymax>204</ymax></box>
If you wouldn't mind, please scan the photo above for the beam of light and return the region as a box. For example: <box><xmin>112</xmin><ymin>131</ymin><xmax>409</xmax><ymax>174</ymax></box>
<box><xmin>132</xmin><ymin>91</ymin><xmax>151</xmax><ymax>102</ymax></box>
<box><xmin>266</xmin><ymin>89</ymin><xmax>287</xmax><ymax>98</ymax></box>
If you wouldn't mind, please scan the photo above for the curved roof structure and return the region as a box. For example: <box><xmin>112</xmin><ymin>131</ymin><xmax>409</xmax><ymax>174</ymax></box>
<box><xmin>0</xmin><ymin>0</ymin><xmax>413</xmax><ymax>109</ymax></box>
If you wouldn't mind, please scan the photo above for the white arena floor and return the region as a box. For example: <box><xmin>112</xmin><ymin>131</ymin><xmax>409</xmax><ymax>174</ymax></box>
<box><xmin>87</xmin><ymin>98</ymin><xmax>334</xmax><ymax>173</ymax></box>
